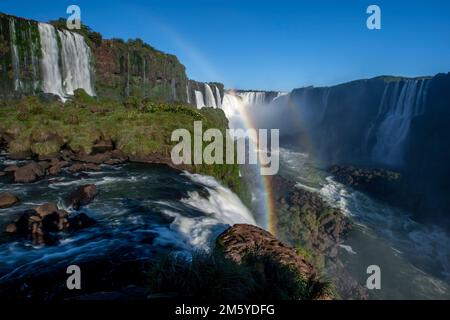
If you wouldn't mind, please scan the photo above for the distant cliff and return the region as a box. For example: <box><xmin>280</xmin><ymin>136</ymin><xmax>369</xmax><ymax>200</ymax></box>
<box><xmin>288</xmin><ymin>74</ymin><xmax>450</xmax><ymax>221</ymax></box>
<box><xmin>0</xmin><ymin>13</ymin><xmax>224</xmax><ymax>106</ymax></box>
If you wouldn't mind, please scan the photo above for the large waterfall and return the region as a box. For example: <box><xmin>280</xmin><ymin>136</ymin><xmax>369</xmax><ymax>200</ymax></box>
<box><xmin>370</xmin><ymin>79</ymin><xmax>430</xmax><ymax>166</ymax></box>
<box><xmin>38</xmin><ymin>22</ymin><xmax>95</xmax><ymax>101</ymax></box>
<box><xmin>194</xmin><ymin>90</ymin><xmax>205</xmax><ymax>109</ymax></box>
<box><xmin>215</xmin><ymin>86</ymin><xmax>222</xmax><ymax>108</ymax></box>
<box><xmin>204</xmin><ymin>84</ymin><xmax>217</xmax><ymax>108</ymax></box>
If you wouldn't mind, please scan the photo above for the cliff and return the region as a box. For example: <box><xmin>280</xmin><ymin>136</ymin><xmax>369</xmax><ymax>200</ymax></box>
<box><xmin>288</xmin><ymin>73</ymin><xmax>450</xmax><ymax>221</ymax></box>
<box><xmin>0</xmin><ymin>13</ymin><xmax>224</xmax><ymax>106</ymax></box>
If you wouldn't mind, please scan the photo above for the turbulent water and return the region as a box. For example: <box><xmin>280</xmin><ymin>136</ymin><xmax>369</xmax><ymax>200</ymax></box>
<box><xmin>279</xmin><ymin>147</ymin><xmax>450</xmax><ymax>299</ymax></box>
<box><xmin>0</xmin><ymin>158</ymin><xmax>254</xmax><ymax>287</ymax></box>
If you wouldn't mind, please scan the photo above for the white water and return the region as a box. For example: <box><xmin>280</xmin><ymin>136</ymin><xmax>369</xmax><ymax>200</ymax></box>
<box><xmin>239</xmin><ymin>91</ymin><xmax>267</xmax><ymax>105</ymax></box>
<box><xmin>215</xmin><ymin>86</ymin><xmax>222</xmax><ymax>108</ymax></box>
<box><xmin>186</xmin><ymin>84</ymin><xmax>191</xmax><ymax>104</ymax></box>
<box><xmin>204</xmin><ymin>84</ymin><xmax>217</xmax><ymax>108</ymax></box>
<box><xmin>371</xmin><ymin>79</ymin><xmax>429</xmax><ymax>166</ymax></box>
<box><xmin>9</xmin><ymin>18</ymin><xmax>21</xmax><ymax>91</ymax></box>
<box><xmin>38</xmin><ymin>22</ymin><xmax>95</xmax><ymax>101</ymax></box>
<box><xmin>163</xmin><ymin>172</ymin><xmax>256</xmax><ymax>250</ymax></box>
<box><xmin>194</xmin><ymin>90</ymin><xmax>205</xmax><ymax>109</ymax></box>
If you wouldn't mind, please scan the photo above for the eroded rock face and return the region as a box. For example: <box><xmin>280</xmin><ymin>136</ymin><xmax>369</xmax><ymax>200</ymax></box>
<box><xmin>0</xmin><ymin>192</ymin><xmax>19</xmax><ymax>209</ymax></box>
<box><xmin>66</xmin><ymin>184</ymin><xmax>98</xmax><ymax>210</ymax></box>
<box><xmin>217</xmin><ymin>224</ymin><xmax>316</xmax><ymax>283</ymax></box>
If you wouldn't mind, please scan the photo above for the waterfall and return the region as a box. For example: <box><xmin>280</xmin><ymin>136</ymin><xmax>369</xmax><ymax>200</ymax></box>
<box><xmin>194</xmin><ymin>90</ymin><xmax>205</xmax><ymax>109</ymax></box>
<box><xmin>239</xmin><ymin>91</ymin><xmax>266</xmax><ymax>105</ymax></box>
<box><xmin>38</xmin><ymin>22</ymin><xmax>95</xmax><ymax>101</ymax></box>
<box><xmin>186</xmin><ymin>84</ymin><xmax>191</xmax><ymax>104</ymax></box>
<box><xmin>204</xmin><ymin>84</ymin><xmax>217</xmax><ymax>108</ymax></box>
<box><xmin>371</xmin><ymin>79</ymin><xmax>430</xmax><ymax>166</ymax></box>
<box><xmin>9</xmin><ymin>18</ymin><xmax>21</xmax><ymax>91</ymax></box>
<box><xmin>215</xmin><ymin>86</ymin><xmax>222</xmax><ymax>108</ymax></box>
<box><xmin>38</xmin><ymin>23</ymin><xmax>65</xmax><ymax>99</ymax></box>
<box><xmin>57</xmin><ymin>28</ymin><xmax>95</xmax><ymax>96</ymax></box>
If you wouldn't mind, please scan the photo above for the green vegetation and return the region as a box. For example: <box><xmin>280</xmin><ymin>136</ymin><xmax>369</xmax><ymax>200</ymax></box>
<box><xmin>0</xmin><ymin>91</ymin><xmax>249</xmax><ymax>202</ymax></box>
<box><xmin>147</xmin><ymin>251</ymin><xmax>333</xmax><ymax>300</ymax></box>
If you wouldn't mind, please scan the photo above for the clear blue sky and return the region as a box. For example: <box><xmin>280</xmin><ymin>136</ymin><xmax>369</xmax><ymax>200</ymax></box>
<box><xmin>2</xmin><ymin>0</ymin><xmax>450</xmax><ymax>91</ymax></box>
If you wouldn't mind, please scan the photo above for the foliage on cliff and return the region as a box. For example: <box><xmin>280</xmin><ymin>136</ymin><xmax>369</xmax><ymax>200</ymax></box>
<box><xmin>0</xmin><ymin>92</ymin><xmax>247</xmax><ymax>201</ymax></box>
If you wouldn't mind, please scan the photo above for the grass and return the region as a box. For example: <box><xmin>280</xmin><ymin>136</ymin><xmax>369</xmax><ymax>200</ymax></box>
<box><xmin>0</xmin><ymin>91</ymin><xmax>249</xmax><ymax>203</ymax></box>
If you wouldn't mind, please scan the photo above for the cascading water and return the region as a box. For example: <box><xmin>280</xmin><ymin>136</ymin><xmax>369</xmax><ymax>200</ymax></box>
<box><xmin>239</xmin><ymin>91</ymin><xmax>267</xmax><ymax>105</ymax></box>
<box><xmin>215</xmin><ymin>86</ymin><xmax>222</xmax><ymax>108</ymax></box>
<box><xmin>56</xmin><ymin>28</ymin><xmax>95</xmax><ymax>96</ymax></box>
<box><xmin>186</xmin><ymin>84</ymin><xmax>191</xmax><ymax>104</ymax></box>
<box><xmin>194</xmin><ymin>90</ymin><xmax>205</xmax><ymax>109</ymax></box>
<box><xmin>370</xmin><ymin>79</ymin><xmax>430</xmax><ymax>166</ymax></box>
<box><xmin>38</xmin><ymin>23</ymin><xmax>65</xmax><ymax>99</ymax></box>
<box><xmin>204</xmin><ymin>83</ymin><xmax>217</xmax><ymax>108</ymax></box>
<box><xmin>38</xmin><ymin>22</ymin><xmax>95</xmax><ymax>101</ymax></box>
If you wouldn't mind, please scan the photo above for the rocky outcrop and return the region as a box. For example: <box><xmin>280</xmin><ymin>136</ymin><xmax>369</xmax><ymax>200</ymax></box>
<box><xmin>14</xmin><ymin>161</ymin><xmax>45</xmax><ymax>183</ymax></box>
<box><xmin>217</xmin><ymin>224</ymin><xmax>316</xmax><ymax>277</ymax></box>
<box><xmin>5</xmin><ymin>201</ymin><xmax>96</xmax><ymax>244</ymax></box>
<box><xmin>216</xmin><ymin>224</ymin><xmax>333</xmax><ymax>300</ymax></box>
<box><xmin>66</xmin><ymin>184</ymin><xmax>98</xmax><ymax>210</ymax></box>
<box><xmin>0</xmin><ymin>192</ymin><xmax>19</xmax><ymax>208</ymax></box>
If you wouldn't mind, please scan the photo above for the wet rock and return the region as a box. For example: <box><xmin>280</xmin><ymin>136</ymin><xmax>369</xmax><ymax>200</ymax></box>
<box><xmin>68</xmin><ymin>213</ymin><xmax>97</xmax><ymax>230</ymax></box>
<box><xmin>111</xmin><ymin>149</ymin><xmax>129</xmax><ymax>161</ymax></box>
<box><xmin>5</xmin><ymin>223</ymin><xmax>17</xmax><ymax>233</ymax></box>
<box><xmin>14</xmin><ymin>162</ymin><xmax>45</xmax><ymax>183</ymax></box>
<box><xmin>35</xmin><ymin>202</ymin><xmax>58</xmax><ymax>218</ymax></box>
<box><xmin>38</xmin><ymin>161</ymin><xmax>51</xmax><ymax>170</ymax></box>
<box><xmin>66</xmin><ymin>184</ymin><xmax>98</xmax><ymax>210</ymax></box>
<box><xmin>0</xmin><ymin>192</ymin><xmax>19</xmax><ymax>209</ymax></box>
<box><xmin>9</xmin><ymin>151</ymin><xmax>32</xmax><ymax>160</ymax></box>
<box><xmin>48</xmin><ymin>160</ymin><xmax>69</xmax><ymax>176</ymax></box>
<box><xmin>104</xmin><ymin>158</ymin><xmax>125</xmax><ymax>166</ymax></box>
<box><xmin>76</xmin><ymin>152</ymin><xmax>111</xmax><ymax>164</ymax></box>
<box><xmin>68</xmin><ymin>163</ymin><xmax>100</xmax><ymax>173</ymax></box>
<box><xmin>4</xmin><ymin>165</ymin><xmax>19</xmax><ymax>172</ymax></box>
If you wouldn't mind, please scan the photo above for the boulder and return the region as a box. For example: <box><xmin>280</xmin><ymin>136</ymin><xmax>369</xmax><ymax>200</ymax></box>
<box><xmin>35</xmin><ymin>202</ymin><xmax>58</xmax><ymax>218</ymax></box>
<box><xmin>14</xmin><ymin>162</ymin><xmax>45</xmax><ymax>183</ymax></box>
<box><xmin>4</xmin><ymin>165</ymin><xmax>19</xmax><ymax>172</ymax></box>
<box><xmin>68</xmin><ymin>163</ymin><xmax>100</xmax><ymax>173</ymax></box>
<box><xmin>48</xmin><ymin>160</ymin><xmax>69</xmax><ymax>176</ymax></box>
<box><xmin>66</xmin><ymin>184</ymin><xmax>98</xmax><ymax>210</ymax></box>
<box><xmin>0</xmin><ymin>192</ymin><xmax>19</xmax><ymax>209</ymax></box>
<box><xmin>217</xmin><ymin>224</ymin><xmax>316</xmax><ymax>280</ymax></box>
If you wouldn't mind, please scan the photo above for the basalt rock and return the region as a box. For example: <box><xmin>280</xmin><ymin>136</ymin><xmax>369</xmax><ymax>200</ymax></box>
<box><xmin>217</xmin><ymin>224</ymin><xmax>316</xmax><ymax>278</ymax></box>
<box><xmin>5</xmin><ymin>203</ymin><xmax>93</xmax><ymax>245</ymax></box>
<box><xmin>0</xmin><ymin>192</ymin><xmax>19</xmax><ymax>209</ymax></box>
<box><xmin>14</xmin><ymin>161</ymin><xmax>45</xmax><ymax>183</ymax></box>
<box><xmin>66</xmin><ymin>184</ymin><xmax>98</xmax><ymax>210</ymax></box>
<box><xmin>68</xmin><ymin>163</ymin><xmax>101</xmax><ymax>173</ymax></box>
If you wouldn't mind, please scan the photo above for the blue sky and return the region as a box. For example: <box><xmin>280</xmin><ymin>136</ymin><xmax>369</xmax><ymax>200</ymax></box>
<box><xmin>2</xmin><ymin>0</ymin><xmax>450</xmax><ymax>91</ymax></box>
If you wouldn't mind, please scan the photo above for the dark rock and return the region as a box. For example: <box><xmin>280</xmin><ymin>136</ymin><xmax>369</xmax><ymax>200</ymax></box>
<box><xmin>0</xmin><ymin>192</ymin><xmax>19</xmax><ymax>209</ymax></box>
<box><xmin>66</xmin><ymin>184</ymin><xmax>98</xmax><ymax>210</ymax></box>
<box><xmin>76</xmin><ymin>152</ymin><xmax>111</xmax><ymax>164</ymax></box>
<box><xmin>4</xmin><ymin>165</ymin><xmax>19</xmax><ymax>172</ymax></box>
<box><xmin>48</xmin><ymin>160</ymin><xmax>69</xmax><ymax>176</ymax></box>
<box><xmin>35</xmin><ymin>202</ymin><xmax>58</xmax><ymax>218</ymax></box>
<box><xmin>5</xmin><ymin>223</ymin><xmax>17</xmax><ymax>233</ymax></box>
<box><xmin>9</xmin><ymin>151</ymin><xmax>32</xmax><ymax>160</ymax></box>
<box><xmin>68</xmin><ymin>213</ymin><xmax>97</xmax><ymax>230</ymax></box>
<box><xmin>37</xmin><ymin>161</ymin><xmax>51</xmax><ymax>170</ymax></box>
<box><xmin>68</xmin><ymin>163</ymin><xmax>100</xmax><ymax>173</ymax></box>
<box><xmin>104</xmin><ymin>158</ymin><xmax>125</xmax><ymax>166</ymax></box>
<box><xmin>111</xmin><ymin>149</ymin><xmax>129</xmax><ymax>161</ymax></box>
<box><xmin>14</xmin><ymin>162</ymin><xmax>45</xmax><ymax>183</ymax></box>
<box><xmin>0</xmin><ymin>171</ymin><xmax>5</xmax><ymax>177</ymax></box>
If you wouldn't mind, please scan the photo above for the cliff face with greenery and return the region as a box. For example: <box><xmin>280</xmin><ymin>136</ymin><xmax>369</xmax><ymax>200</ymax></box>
<box><xmin>0</xmin><ymin>13</ymin><xmax>224</xmax><ymax>105</ymax></box>
<box><xmin>0</xmin><ymin>13</ymin><xmax>42</xmax><ymax>98</ymax></box>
